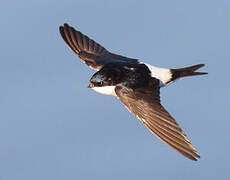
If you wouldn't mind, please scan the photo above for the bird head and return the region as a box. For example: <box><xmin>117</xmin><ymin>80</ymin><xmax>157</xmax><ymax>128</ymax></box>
<box><xmin>88</xmin><ymin>70</ymin><xmax>113</xmax><ymax>88</ymax></box>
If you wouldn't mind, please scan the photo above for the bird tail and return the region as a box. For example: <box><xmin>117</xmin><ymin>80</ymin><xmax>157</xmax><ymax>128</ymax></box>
<box><xmin>171</xmin><ymin>64</ymin><xmax>208</xmax><ymax>81</ymax></box>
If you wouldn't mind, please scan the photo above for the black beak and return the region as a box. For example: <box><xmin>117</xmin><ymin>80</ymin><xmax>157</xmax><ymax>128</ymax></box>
<box><xmin>88</xmin><ymin>82</ymin><xmax>94</xmax><ymax>88</ymax></box>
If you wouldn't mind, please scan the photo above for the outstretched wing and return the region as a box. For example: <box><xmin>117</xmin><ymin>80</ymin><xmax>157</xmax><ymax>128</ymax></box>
<box><xmin>115</xmin><ymin>79</ymin><xmax>200</xmax><ymax>161</ymax></box>
<box><xmin>59</xmin><ymin>23</ymin><xmax>138</xmax><ymax>70</ymax></box>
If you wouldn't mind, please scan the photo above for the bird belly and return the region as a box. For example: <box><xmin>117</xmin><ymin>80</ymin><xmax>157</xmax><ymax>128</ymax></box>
<box><xmin>92</xmin><ymin>86</ymin><xmax>116</xmax><ymax>96</ymax></box>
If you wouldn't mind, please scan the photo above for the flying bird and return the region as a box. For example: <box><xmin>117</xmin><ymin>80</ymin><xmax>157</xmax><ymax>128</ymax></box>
<box><xmin>59</xmin><ymin>23</ymin><xmax>207</xmax><ymax>161</ymax></box>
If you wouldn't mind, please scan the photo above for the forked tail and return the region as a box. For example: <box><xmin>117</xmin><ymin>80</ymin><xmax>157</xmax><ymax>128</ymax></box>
<box><xmin>171</xmin><ymin>64</ymin><xmax>208</xmax><ymax>81</ymax></box>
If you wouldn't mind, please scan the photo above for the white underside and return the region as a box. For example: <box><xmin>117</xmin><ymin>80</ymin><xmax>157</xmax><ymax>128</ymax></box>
<box><xmin>142</xmin><ymin>62</ymin><xmax>172</xmax><ymax>86</ymax></box>
<box><xmin>92</xmin><ymin>86</ymin><xmax>116</xmax><ymax>96</ymax></box>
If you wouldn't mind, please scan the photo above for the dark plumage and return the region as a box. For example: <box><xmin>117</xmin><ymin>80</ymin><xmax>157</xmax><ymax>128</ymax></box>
<box><xmin>59</xmin><ymin>23</ymin><xmax>207</xmax><ymax>161</ymax></box>
<box><xmin>90</xmin><ymin>62</ymin><xmax>151</xmax><ymax>88</ymax></box>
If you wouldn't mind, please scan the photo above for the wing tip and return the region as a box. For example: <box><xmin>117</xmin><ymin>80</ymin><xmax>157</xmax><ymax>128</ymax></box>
<box><xmin>59</xmin><ymin>23</ymin><xmax>73</xmax><ymax>33</ymax></box>
<box><xmin>183</xmin><ymin>145</ymin><xmax>200</xmax><ymax>161</ymax></box>
<box><xmin>189</xmin><ymin>154</ymin><xmax>200</xmax><ymax>161</ymax></box>
<box><xmin>59</xmin><ymin>23</ymin><xmax>68</xmax><ymax>29</ymax></box>
<box><xmin>59</xmin><ymin>25</ymin><xmax>64</xmax><ymax>35</ymax></box>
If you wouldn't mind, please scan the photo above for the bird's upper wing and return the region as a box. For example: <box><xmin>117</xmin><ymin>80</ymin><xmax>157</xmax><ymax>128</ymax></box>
<box><xmin>59</xmin><ymin>23</ymin><xmax>138</xmax><ymax>70</ymax></box>
<box><xmin>115</xmin><ymin>79</ymin><xmax>200</xmax><ymax>161</ymax></box>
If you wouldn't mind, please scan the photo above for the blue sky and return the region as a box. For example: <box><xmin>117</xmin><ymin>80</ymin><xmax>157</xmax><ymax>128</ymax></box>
<box><xmin>0</xmin><ymin>0</ymin><xmax>229</xmax><ymax>179</ymax></box>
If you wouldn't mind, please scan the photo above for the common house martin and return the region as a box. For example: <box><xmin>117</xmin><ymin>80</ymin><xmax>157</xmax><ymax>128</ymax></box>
<box><xmin>59</xmin><ymin>23</ymin><xmax>207</xmax><ymax>161</ymax></box>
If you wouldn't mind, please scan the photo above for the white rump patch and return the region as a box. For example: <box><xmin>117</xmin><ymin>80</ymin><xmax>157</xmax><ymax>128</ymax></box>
<box><xmin>143</xmin><ymin>63</ymin><xmax>172</xmax><ymax>86</ymax></box>
<box><xmin>92</xmin><ymin>86</ymin><xmax>116</xmax><ymax>96</ymax></box>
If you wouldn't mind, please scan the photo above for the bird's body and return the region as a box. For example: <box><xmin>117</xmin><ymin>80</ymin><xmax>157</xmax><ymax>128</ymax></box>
<box><xmin>59</xmin><ymin>23</ymin><xmax>207</xmax><ymax>161</ymax></box>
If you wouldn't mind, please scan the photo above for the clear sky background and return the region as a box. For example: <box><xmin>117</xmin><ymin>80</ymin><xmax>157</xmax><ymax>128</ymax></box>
<box><xmin>0</xmin><ymin>0</ymin><xmax>229</xmax><ymax>179</ymax></box>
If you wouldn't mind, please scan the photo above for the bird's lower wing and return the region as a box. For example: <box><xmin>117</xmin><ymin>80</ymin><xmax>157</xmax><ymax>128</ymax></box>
<box><xmin>115</xmin><ymin>81</ymin><xmax>200</xmax><ymax>161</ymax></box>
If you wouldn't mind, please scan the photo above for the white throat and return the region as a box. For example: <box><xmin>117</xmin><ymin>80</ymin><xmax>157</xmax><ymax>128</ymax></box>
<box><xmin>92</xmin><ymin>86</ymin><xmax>116</xmax><ymax>96</ymax></box>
